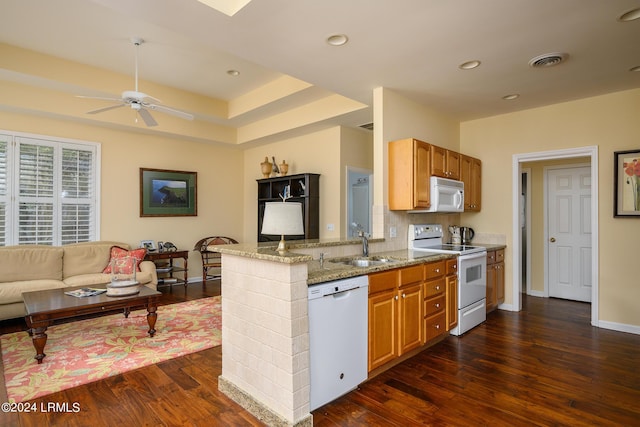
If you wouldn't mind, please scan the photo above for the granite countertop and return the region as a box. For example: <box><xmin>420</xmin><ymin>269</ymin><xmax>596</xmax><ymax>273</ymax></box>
<box><xmin>209</xmin><ymin>239</ymin><xmax>504</xmax><ymax>286</ymax></box>
<box><xmin>307</xmin><ymin>250</ymin><xmax>455</xmax><ymax>285</ymax></box>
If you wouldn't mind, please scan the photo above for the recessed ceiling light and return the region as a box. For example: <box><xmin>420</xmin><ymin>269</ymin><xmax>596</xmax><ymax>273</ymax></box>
<box><xmin>459</xmin><ymin>60</ymin><xmax>481</xmax><ymax>70</ymax></box>
<box><xmin>618</xmin><ymin>7</ymin><xmax>640</xmax><ymax>22</ymax></box>
<box><xmin>630</xmin><ymin>66</ymin><xmax>640</xmax><ymax>72</ymax></box>
<box><xmin>326</xmin><ymin>34</ymin><xmax>349</xmax><ymax>46</ymax></box>
<box><xmin>502</xmin><ymin>94</ymin><xmax>520</xmax><ymax>100</ymax></box>
<box><xmin>227</xmin><ymin>69</ymin><xmax>240</xmax><ymax>76</ymax></box>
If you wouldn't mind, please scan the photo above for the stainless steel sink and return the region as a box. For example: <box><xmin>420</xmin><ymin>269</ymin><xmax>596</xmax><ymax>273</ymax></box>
<box><xmin>336</xmin><ymin>257</ymin><xmax>397</xmax><ymax>268</ymax></box>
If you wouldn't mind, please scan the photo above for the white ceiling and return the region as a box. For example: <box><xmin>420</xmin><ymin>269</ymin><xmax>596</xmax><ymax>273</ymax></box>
<box><xmin>1</xmin><ymin>0</ymin><xmax>639</xmax><ymax>134</ymax></box>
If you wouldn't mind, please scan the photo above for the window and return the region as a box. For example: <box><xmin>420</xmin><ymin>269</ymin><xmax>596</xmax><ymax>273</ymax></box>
<box><xmin>0</xmin><ymin>131</ymin><xmax>100</xmax><ymax>246</ymax></box>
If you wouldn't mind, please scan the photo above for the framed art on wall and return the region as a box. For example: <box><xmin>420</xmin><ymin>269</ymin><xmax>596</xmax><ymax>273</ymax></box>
<box><xmin>614</xmin><ymin>150</ymin><xmax>640</xmax><ymax>217</ymax></box>
<box><xmin>140</xmin><ymin>168</ymin><xmax>197</xmax><ymax>217</ymax></box>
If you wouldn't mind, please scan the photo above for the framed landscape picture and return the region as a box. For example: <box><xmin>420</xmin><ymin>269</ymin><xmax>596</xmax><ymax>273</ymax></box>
<box><xmin>140</xmin><ymin>168</ymin><xmax>197</xmax><ymax>217</ymax></box>
<box><xmin>614</xmin><ymin>150</ymin><xmax>640</xmax><ymax>218</ymax></box>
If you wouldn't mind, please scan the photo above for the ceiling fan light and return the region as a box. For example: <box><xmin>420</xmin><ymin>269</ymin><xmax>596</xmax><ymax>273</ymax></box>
<box><xmin>502</xmin><ymin>94</ymin><xmax>520</xmax><ymax>100</ymax></box>
<box><xmin>630</xmin><ymin>65</ymin><xmax>640</xmax><ymax>72</ymax></box>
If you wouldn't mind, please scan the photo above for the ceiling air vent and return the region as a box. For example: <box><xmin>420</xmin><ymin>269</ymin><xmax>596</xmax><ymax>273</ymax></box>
<box><xmin>528</xmin><ymin>52</ymin><xmax>568</xmax><ymax>68</ymax></box>
<box><xmin>359</xmin><ymin>122</ymin><xmax>374</xmax><ymax>131</ymax></box>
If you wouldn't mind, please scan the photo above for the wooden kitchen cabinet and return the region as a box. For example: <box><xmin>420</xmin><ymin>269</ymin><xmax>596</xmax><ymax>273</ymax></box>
<box><xmin>423</xmin><ymin>260</ymin><xmax>447</xmax><ymax>343</ymax></box>
<box><xmin>398</xmin><ymin>265</ymin><xmax>424</xmax><ymax>355</ymax></box>
<box><xmin>389</xmin><ymin>138</ymin><xmax>431</xmax><ymax>210</ymax></box>
<box><xmin>486</xmin><ymin>249</ymin><xmax>505</xmax><ymax>312</ymax></box>
<box><xmin>368</xmin><ymin>264</ymin><xmax>423</xmax><ymax>372</ymax></box>
<box><xmin>431</xmin><ymin>145</ymin><xmax>461</xmax><ymax>180</ymax></box>
<box><xmin>460</xmin><ymin>154</ymin><xmax>482</xmax><ymax>211</ymax></box>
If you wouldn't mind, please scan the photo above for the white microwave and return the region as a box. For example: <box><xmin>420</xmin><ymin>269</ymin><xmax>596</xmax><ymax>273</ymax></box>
<box><xmin>410</xmin><ymin>176</ymin><xmax>464</xmax><ymax>213</ymax></box>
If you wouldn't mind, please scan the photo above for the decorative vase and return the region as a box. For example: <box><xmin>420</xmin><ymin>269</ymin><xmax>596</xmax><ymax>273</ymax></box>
<box><xmin>107</xmin><ymin>257</ymin><xmax>140</xmax><ymax>296</ymax></box>
<box><xmin>279</xmin><ymin>160</ymin><xmax>289</xmax><ymax>176</ymax></box>
<box><xmin>260</xmin><ymin>157</ymin><xmax>272</xmax><ymax>178</ymax></box>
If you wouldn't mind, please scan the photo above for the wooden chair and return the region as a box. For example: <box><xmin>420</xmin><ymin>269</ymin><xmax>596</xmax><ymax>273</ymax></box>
<box><xmin>193</xmin><ymin>236</ymin><xmax>238</xmax><ymax>280</ymax></box>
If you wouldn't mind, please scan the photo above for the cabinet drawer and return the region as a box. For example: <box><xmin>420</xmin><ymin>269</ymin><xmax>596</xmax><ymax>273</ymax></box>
<box><xmin>399</xmin><ymin>264</ymin><xmax>424</xmax><ymax>287</ymax></box>
<box><xmin>424</xmin><ymin>294</ymin><xmax>445</xmax><ymax>317</ymax></box>
<box><xmin>487</xmin><ymin>250</ymin><xmax>496</xmax><ymax>264</ymax></box>
<box><xmin>369</xmin><ymin>269</ymin><xmax>398</xmax><ymax>294</ymax></box>
<box><xmin>424</xmin><ymin>278</ymin><xmax>445</xmax><ymax>297</ymax></box>
<box><xmin>424</xmin><ymin>312</ymin><xmax>446</xmax><ymax>342</ymax></box>
<box><xmin>496</xmin><ymin>249</ymin><xmax>505</xmax><ymax>263</ymax></box>
<box><xmin>424</xmin><ymin>260</ymin><xmax>445</xmax><ymax>280</ymax></box>
<box><xmin>445</xmin><ymin>258</ymin><xmax>457</xmax><ymax>275</ymax></box>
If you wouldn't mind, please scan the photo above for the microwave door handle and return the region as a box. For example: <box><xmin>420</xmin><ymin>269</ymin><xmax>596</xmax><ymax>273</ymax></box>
<box><xmin>455</xmin><ymin>191</ymin><xmax>463</xmax><ymax>208</ymax></box>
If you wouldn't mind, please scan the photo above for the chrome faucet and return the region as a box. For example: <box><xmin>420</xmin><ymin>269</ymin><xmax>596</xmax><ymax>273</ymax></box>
<box><xmin>358</xmin><ymin>231</ymin><xmax>369</xmax><ymax>257</ymax></box>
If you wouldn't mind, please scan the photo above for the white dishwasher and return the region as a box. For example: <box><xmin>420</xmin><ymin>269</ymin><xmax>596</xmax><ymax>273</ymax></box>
<box><xmin>308</xmin><ymin>275</ymin><xmax>368</xmax><ymax>411</ymax></box>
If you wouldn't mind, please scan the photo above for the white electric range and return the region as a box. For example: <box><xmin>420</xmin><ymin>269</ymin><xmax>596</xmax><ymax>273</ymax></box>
<box><xmin>408</xmin><ymin>224</ymin><xmax>487</xmax><ymax>335</ymax></box>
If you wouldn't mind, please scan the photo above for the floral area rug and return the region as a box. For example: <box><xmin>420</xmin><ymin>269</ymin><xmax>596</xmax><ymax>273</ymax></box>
<box><xmin>1</xmin><ymin>296</ymin><xmax>221</xmax><ymax>403</ymax></box>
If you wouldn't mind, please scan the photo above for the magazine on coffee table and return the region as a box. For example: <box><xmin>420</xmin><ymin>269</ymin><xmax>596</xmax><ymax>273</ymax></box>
<box><xmin>65</xmin><ymin>288</ymin><xmax>108</xmax><ymax>298</ymax></box>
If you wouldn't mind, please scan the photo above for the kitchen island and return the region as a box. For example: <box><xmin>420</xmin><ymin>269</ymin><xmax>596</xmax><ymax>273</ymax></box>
<box><xmin>209</xmin><ymin>240</ymin><xmax>453</xmax><ymax>427</ymax></box>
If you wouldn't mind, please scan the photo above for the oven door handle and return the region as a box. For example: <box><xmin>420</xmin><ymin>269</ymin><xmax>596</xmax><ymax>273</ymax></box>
<box><xmin>458</xmin><ymin>251</ymin><xmax>487</xmax><ymax>262</ymax></box>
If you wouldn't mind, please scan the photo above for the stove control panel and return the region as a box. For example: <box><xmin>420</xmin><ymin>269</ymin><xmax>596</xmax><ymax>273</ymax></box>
<box><xmin>409</xmin><ymin>224</ymin><xmax>443</xmax><ymax>241</ymax></box>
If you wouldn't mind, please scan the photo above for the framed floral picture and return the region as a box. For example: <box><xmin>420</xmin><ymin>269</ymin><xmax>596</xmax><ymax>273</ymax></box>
<box><xmin>614</xmin><ymin>150</ymin><xmax>640</xmax><ymax>217</ymax></box>
<box><xmin>140</xmin><ymin>168</ymin><xmax>197</xmax><ymax>217</ymax></box>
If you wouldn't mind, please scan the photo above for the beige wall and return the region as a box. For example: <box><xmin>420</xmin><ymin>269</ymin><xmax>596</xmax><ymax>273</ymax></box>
<box><xmin>0</xmin><ymin>110</ymin><xmax>244</xmax><ymax>280</ymax></box>
<box><xmin>461</xmin><ymin>88</ymin><xmax>640</xmax><ymax>327</ymax></box>
<box><xmin>243</xmin><ymin>127</ymin><xmax>341</xmax><ymax>241</ymax></box>
<box><xmin>372</xmin><ymin>88</ymin><xmax>461</xmax><ymax>247</ymax></box>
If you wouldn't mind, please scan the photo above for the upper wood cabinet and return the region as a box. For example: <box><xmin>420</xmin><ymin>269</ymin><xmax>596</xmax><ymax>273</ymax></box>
<box><xmin>460</xmin><ymin>155</ymin><xmax>482</xmax><ymax>211</ymax></box>
<box><xmin>431</xmin><ymin>145</ymin><xmax>461</xmax><ymax>180</ymax></box>
<box><xmin>389</xmin><ymin>138</ymin><xmax>431</xmax><ymax>210</ymax></box>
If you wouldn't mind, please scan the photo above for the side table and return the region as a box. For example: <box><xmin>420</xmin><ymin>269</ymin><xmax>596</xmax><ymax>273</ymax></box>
<box><xmin>145</xmin><ymin>250</ymin><xmax>189</xmax><ymax>288</ymax></box>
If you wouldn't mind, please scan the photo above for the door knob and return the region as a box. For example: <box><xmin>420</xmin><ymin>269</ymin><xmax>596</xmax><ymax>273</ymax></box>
<box><xmin>550</xmin><ymin>237</ymin><xmax>556</xmax><ymax>242</ymax></box>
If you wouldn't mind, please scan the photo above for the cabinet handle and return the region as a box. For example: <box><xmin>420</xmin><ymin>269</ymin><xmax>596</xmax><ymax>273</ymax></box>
<box><xmin>395</xmin><ymin>295</ymin><xmax>399</xmax><ymax>300</ymax></box>
<box><xmin>435</xmin><ymin>286</ymin><xmax>440</xmax><ymax>291</ymax></box>
<box><xmin>402</xmin><ymin>293</ymin><xmax>406</xmax><ymax>299</ymax></box>
<box><xmin>435</xmin><ymin>324</ymin><xmax>440</xmax><ymax>329</ymax></box>
<box><xmin>435</xmin><ymin>268</ymin><xmax>440</xmax><ymax>273</ymax></box>
<box><xmin>435</xmin><ymin>303</ymin><xmax>440</xmax><ymax>308</ymax></box>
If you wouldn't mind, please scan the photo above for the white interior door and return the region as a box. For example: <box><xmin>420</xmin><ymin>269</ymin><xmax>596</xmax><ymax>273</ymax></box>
<box><xmin>547</xmin><ymin>166</ymin><xmax>592</xmax><ymax>302</ymax></box>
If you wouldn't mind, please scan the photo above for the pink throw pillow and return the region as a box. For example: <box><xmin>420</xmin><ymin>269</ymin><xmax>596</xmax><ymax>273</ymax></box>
<box><xmin>102</xmin><ymin>246</ymin><xmax>147</xmax><ymax>274</ymax></box>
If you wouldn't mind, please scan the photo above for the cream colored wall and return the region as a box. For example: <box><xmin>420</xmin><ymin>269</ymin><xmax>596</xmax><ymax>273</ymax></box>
<box><xmin>522</xmin><ymin>158</ymin><xmax>590</xmax><ymax>294</ymax></box>
<box><xmin>340</xmin><ymin>126</ymin><xmax>373</xmax><ymax>237</ymax></box>
<box><xmin>242</xmin><ymin>127</ymin><xmax>343</xmax><ymax>241</ymax></box>
<box><xmin>373</xmin><ymin>87</ymin><xmax>461</xmax><ymax>248</ymax></box>
<box><xmin>461</xmin><ymin>88</ymin><xmax>640</xmax><ymax>328</ymax></box>
<box><xmin>0</xmin><ymin>110</ymin><xmax>244</xmax><ymax>280</ymax></box>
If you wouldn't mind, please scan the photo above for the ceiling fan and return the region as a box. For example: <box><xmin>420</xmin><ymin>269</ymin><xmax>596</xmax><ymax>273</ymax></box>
<box><xmin>78</xmin><ymin>37</ymin><xmax>194</xmax><ymax>127</ymax></box>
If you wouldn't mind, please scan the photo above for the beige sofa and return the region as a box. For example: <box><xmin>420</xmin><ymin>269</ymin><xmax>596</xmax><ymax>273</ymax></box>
<box><xmin>0</xmin><ymin>241</ymin><xmax>158</xmax><ymax>321</ymax></box>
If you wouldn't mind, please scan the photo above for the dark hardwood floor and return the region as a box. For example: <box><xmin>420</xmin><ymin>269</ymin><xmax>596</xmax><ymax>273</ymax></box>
<box><xmin>1</xmin><ymin>284</ymin><xmax>639</xmax><ymax>426</ymax></box>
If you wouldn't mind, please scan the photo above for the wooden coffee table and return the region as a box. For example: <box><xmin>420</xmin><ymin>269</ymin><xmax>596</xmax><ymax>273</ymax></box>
<box><xmin>22</xmin><ymin>285</ymin><xmax>161</xmax><ymax>364</ymax></box>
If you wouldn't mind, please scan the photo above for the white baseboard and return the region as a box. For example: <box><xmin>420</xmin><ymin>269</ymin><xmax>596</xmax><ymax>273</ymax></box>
<box><xmin>597</xmin><ymin>320</ymin><xmax>640</xmax><ymax>336</ymax></box>
<box><xmin>497</xmin><ymin>303</ymin><xmax>514</xmax><ymax>311</ymax></box>
<box><xmin>527</xmin><ymin>290</ymin><xmax>545</xmax><ymax>297</ymax></box>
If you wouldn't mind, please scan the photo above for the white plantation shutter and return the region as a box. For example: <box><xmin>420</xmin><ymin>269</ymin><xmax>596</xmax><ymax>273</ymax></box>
<box><xmin>0</xmin><ymin>135</ymin><xmax>8</xmax><ymax>246</ymax></box>
<box><xmin>0</xmin><ymin>132</ymin><xmax>100</xmax><ymax>246</ymax></box>
<box><xmin>60</xmin><ymin>148</ymin><xmax>95</xmax><ymax>244</ymax></box>
<box><xmin>18</xmin><ymin>142</ymin><xmax>55</xmax><ymax>244</ymax></box>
